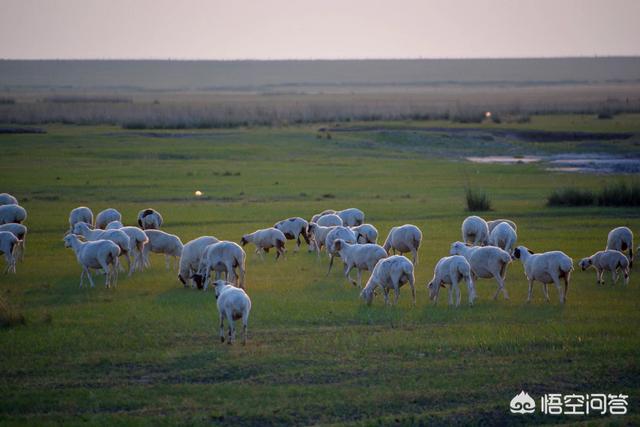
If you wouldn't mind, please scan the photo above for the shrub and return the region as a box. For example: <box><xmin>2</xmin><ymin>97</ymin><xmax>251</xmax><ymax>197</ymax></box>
<box><xmin>465</xmin><ymin>188</ymin><xmax>492</xmax><ymax>211</ymax></box>
<box><xmin>547</xmin><ymin>188</ymin><xmax>595</xmax><ymax>206</ymax></box>
<box><xmin>598</xmin><ymin>182</ymin><xmax>640</xmax><ymax>206</ymax></box>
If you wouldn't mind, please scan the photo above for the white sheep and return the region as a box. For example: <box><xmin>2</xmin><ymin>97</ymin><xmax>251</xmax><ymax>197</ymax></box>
<box><xmin>325</xmin><ymin>226</ymin><xmax>357</xmax><ymax>274</ymax></box>
<box><xmin>0</xmin><ymin>205</ymin><xmax>27</xmax><ymax>225</ymax></box>
<box><xmin>69</xmin><ymin>207</ymin><xmax>94</xmax><ymax>231</ymax></box>
<box><xmin>63</xmin><ymin>234</ymin><xmax>120</xmax><ymax>288</ymax></box>
<box><xmin>274</xmin><ymin>217</ymin><xmax>310</xmax><ymax>252</ymax></box>
<box><xmin>606</xmin><ymin>226</ymin><xmax>634</xmax><ymax>268</ymax></box>
<box><xmin>105</xmin><ymin>220</ymin><xmax>124</xmax><ymax>230</ymax></box>
<box><xmin>360</xmin><ymin>255</ymin><xmax>416</xmax><ymax>306</ymax></box>
<box><xmin>450</xmin><ymin>241</ymin><xmax>512</xmax><ymax>300</ymax></box>
<box><xmin>310</xmin><ymin>209</ymin><xmax>337</xmax><ymax>224</ymax></box>
<box><xmin>579</xmin><ymin>250</ymin><xmax>630</xmax><ymax>286</ymax></box>
<box><xmin>307</xmin><ymin>223</ymin><xmax>335</xmax><ymax>256</ymax></box>
<box><xmin>195</xmin><ymin>241</ymin><xmax>247</xmax><ymax>289</ymax></box>
<box><xmin>241</xmin><ymin>227</ymin><xmax>287</xmax><ymax>260</ymax></box>
<box><xmin>427</xmin><ymin>255</ymin><xmax>476</xmax><ymax>307</ymax></box>
<box><xmin>382</xmin><ymin>224</ymin><xmax>422</xmax><ymax>265</ymax></box>
<box><xmin>488</xmin><ymin>221</ymin><xmax>518</xmax><ymax>255</ymax></box>
<box><xmin>513</xmin><ymin>246</ymin><xmax>573</xmax><ymax>304</ymax></box>
<box><xmin>100</xmin><ymin>221</ymin><xmax>147</xmax><ymax>273</ymax></box>
<box><xmin>212</xmin><ymin>280</ymin><xmax>251</xmax><ymax>345</ymax></box>
<box><xmin>351</xmin><ymin>223</ymin><xmax>378</xmax><ymax>244</ymax></box>
<box><xmin>95</xmin><ymin>208</ymin><xmax>122</xmax><ymax>229</ymax></box>
<box><xmin>0</xmin><ymin>231</ymin><xmax>22</xmax><ymax>274</ymax></box>
<box><xmin>336</xmin><ymin>208</ymin><xmax>365</xmax><ymax>226</ymax></box>
<box><xmin>0</xmin><ymin>223</ymin><xmax>27</xmax><ymax>261</ymax></box>
<box><xmin>178</xmin><ymin>236</ymin><xmax>220</xmax><ymax>288</ymax></box>
<box><xmin>0</xmin><ymin>193</ymin><xmax>18</xmax><ymax>205</ymax></box>
<box><xmin>72</xmin><ymin>222</ymin><xmax>133</xmax><ymax>274</ymax></box>
<box><xmin>487</xmin><ymin>219</ymin><xmax>517</xmax><ymax>233</ymax></box>
<box><xmin>137</xmin><ymin>208</ymin><xmax>163</xmax><ymax>230</ymax></box>
<box><xmin>142</xmin><ymin>229</ymin><xmax>183</xmax><ymax>270</ymax></box>
<box><xmin>461</xmin><ymin>216</ymin><xmax>489</xmax><ymax>246</ymax></box>
<box><xmin>332</xmin><ymin>239</ymin><xmax>387</xmax><ymax>288</ymax></box>
<box><xmin>316</xmin><ymin>214</ymin><xmax>343</xmax><ymax>227</ymax></box>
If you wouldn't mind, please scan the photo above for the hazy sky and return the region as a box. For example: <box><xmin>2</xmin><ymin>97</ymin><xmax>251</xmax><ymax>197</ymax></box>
<box><xmin>1</xmin><ymin>0</ymin><xmax>639</xmax><ymax>59</ymax></box>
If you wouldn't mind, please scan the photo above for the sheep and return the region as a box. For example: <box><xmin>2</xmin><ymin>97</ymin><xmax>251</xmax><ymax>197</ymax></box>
<box><xmin>325</xmin><ymin>226</ymin><xmax>357</xmax><ymax>274</ymax></box>
<box><xmin>0</xmin><ymin>223</ymin><xmax>27</xmax><ymax>261</ymax></box>
<box><xmin>69</xmin><ymin>206</ymin><xmax>93</xmax><ymax>231</ymax></box>
<box><xmin>579</xmin><ymin>250</ymin><xmax>630</xmax><ymax>286</ymax></box>
<box><xmin>194</xmin><ymin>241</ymin><xmax>247</xmax><ymax>289</ymax></box>
<box><xmin>351</xmin><ymin>223</ymin><xmax>378</xmax><ymax>244</ymax></box>
<box><xmin>63</xmin><ymin>234</ymin><xmax>120</xmax><ymax>288</ymax></box>
<box><xmin>332</xmin><ymin>239</ymin><xmax>387</xmax><ymax>288</ymax></box>
<box><xmin>241</xmin><ymin>227</ymin><xmax>286</xmax><ymax>260</ymax></box>
<box><xmin>487</xmin><ymin>219</ymin><xmax>517</xmax><ymax>233</ymax></box>
<box><xmin>116</xmin><ymin>226</ymin><xmax>149</xmax><ymax>273</ymax></box>
<box><xmin>427</xmin><ymin>255</ymin><xmax>476</xmax><ymax>307</ymax></box>
<box><xmin>316</xmin><ymin>214</ymin><xmax>343</xmax><ymax>227</ymax></box>
<box><xmin>137</xmin><ymin>208</ymin><xmax>163</xmax><ymax>230</ymax></box>
<box><xmin>0</xmin><ymin>205</ymin><xmax>27</xmax><ymax>225</ymax></box>
<box><xmin>274</xmin><ymin>217</ymin><xmax>310</xmax><ymax>252</ymax></box>
<box><xmin>450</xmin><ymin>241</ymin><xmax>512</xmax><ymax>300</ymax></box>
<box><xmin>0</xmin><ymin>231</ymin><xmax>22</xmax><ymax>274</ymax></box>
<box><xmin>360</xmin><ymin>255</ymin><xmax>416</xmax><ymax>306</ymax></box>
<box><xmin>382</xmin><ymin>224</ymin><xmax>422</xmax><ymax>265</ymax></box>
<box><xmin>336</xmin><ymin>208</ymin><xmax>365</xmax><ymax>226</ymax></box>
<box><xmin>105</xmin><ymin>220</ymin><xmax>124</xmax><ymax>230</ymax></box>
<box><xmin>310</xmin><ymin>209</ymin><xmax>336</xmax><ymax>224</ymax></box>
<box><xmin>488</xmin><ymin>221</ymin><xmax>518</xmax><ymax>255</ymax></box>
<box><xmin>142</xmin><ymin>229</ymin><xmax>183</xmax><ymax>270</ymax></box>
<box><xmin>307</xmin><ymin>223</ymin><xmax>335</xmax><ymax>256</ymax></box>
<box><xmin>178</xmin><ymin>236</ymin><xmax>220</xmax><ymax>288</ymax></box>
<box><xmin>95</xmin><ymin>208</ymin><xmax>122</xmax><ymax>229</ymax></box>
<box><xmin>513</xmin><ymin>246</ymin><xmax>573</xmax><ymax>304</ymax></box>
<box><xmin>72</xmin><ymin>222</ymin><xmax>132</xmax><ymax>273</ymax></box>
<box><xmin>461</xmin><ymin>216</ymin><xmax>489</xmax><ymax>246</ymax></box>
<box><xmin>0</xmin><ymin>193</ymin><xmax>18</xmax><ymax>205</ymax></box>
<box><xmin>212</xmin><ymin>280</ymin><xmax>251</xmax><ymax>345</ymax></box>
<box><xmin>606</xmin><ymin>226</ymin><xmax>634</xmax><ymax>268</ymax></box>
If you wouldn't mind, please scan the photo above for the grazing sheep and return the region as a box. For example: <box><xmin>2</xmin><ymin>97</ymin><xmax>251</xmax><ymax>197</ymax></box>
<box><xmin>0</xmin><ymin>231</ymin><xmax>22</xmax><ymax>274</ymax></box>
<box><xmin>178</xmin><ymin>236</ymin><xmax>220</xmax><ymax>288</ymax></box>
<box><xmin>95</xmin><ymin>208</ymin><xmax>122</xmax><ymax>229</ymax></box>
<box><xmin>212</xmin><ymin>280</ymin><xmax>251</xmax><ymax>345</ymax></box>
<box><xmin>351</xmin><ymin>223</ymin><xmax>378</xmax><ymax>244</ymax></box>
<box><xmin>488</xmin><ymin>221</ymin><xmax>518</xmax><ymax>255</ymax></box>
<box><xmin>0</xmin><ymin>223</ymin><xmax>27</xmax><ymax>261</ymax></box>
<box><xmin>316</xmin><ymin>214</ymin><xmax>343</xmax><ymax>227</ymax></box>
<box><xmin>72</xmin><ymin>222</ymin><xmax>133</xmax><ymax>274</ymax></box>
<box><xmin>195</xmin><ymin>241</ymin><xmax>247</xmax><ymax>289</ymax></box>
<box><xmin>325</xmin><ymin>226</ymin><xmax>357</xmax><ymax>274</ymax></box>
<box><xmin>63</xmin><ymin>234</ymin><xmax>120</xmax><ymax>288</ymax></box>
<box><xmin>382</xmin><ymin>224</ymin><xmax>422</xmax><ymax>265</ymax></box>
<box><xmin>307</xmin><ymin>223</ymin><xmax>335</xmax><ymax>256</ymax></box>
<box><xmin>0</xmin><ymin>193</ymin><xmax>18</xmax><ymax>205</ymax></box>
<box><xmin>336</xmin><ymin>208</ymin><xmax>365</xmax><ymax>226</ymax></box>
<box><xmin>513</xmin><ymin>246</ymin><xmax>573</xmax><ymax>304</ymax></box>
<box><xmin>241</xmin><ymin>227</ymin><xmax>287</xmax><ymax>260</ymax></box>
<box><xmin>332</xmin><ymin>239</ymin><xmax>387</xmax><ymax>288</ymax></box>
<box><xmin>117</xmin><ymin>226</ymin><xmax>149</xmax><ymax>273</ymax></box>
<box><xmin>310</xmin><ymin>209</ymin><xmax>337</xmax><ymax>224</ymax></box>
<box><xmin>427</xmin><ymin>256</ymin><xmax>476</xmax><ymax>307</ymax></box>
<box><xmin>579</xmin><ymin>250</ymin><xmax>630</xmax><ymax>286</ymax></box>
<box><xmin>274</xmin><ymin>217</ymin><xmax>310</xmax><ymax>252</ymax></box>
<box><xmin>606</xmin><ymin>227</ymin><xmax>634</xmax><ymax>268</ymax></box>
<box><xmin>105</xmin><ymin>220</ymin><xmax>124</xmax><ymax>230</ymax></box>
<box><xmin>137</xmin><ymin>208</ymin><xmax>163</xmax><ymax>230</ymax></box>
<box><xmin>69</xmin><ymin>207</ymin><xmax>94</xmax><ymax>231</ymax></box>
<box><xmin>360</xmin><ymin>255</ymin><xmax>416</xmax><ymax>306</ymax></box>
<box><xmin>487</xmin><ymin>219</ymin><xmax>517</xmax><ymax>233</ymax></box>
<box><xmin>461</xmin><ymin>216</ymin><xmax>489</xmax><ymax>246</ymax></box>
<box><xmin>0</xmin><ymin>205</ymin><xmax>27</xmax><ymax>225</ymax></box>
<box><xmin>450</xmin><ymin>241</ymin><xmax>512</xmax><ymax>300</ymax></box>
<box><xmin>142</xmin><ymin>229</ymin><xmax>183</xmax><ymax>270</ymax></box>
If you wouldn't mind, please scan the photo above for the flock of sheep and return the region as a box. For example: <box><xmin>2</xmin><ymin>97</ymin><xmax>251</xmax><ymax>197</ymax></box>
<box><xmin>0</xmin><ymin>192</ymin><xmax>635</xmax><ymax>345</ymax></box>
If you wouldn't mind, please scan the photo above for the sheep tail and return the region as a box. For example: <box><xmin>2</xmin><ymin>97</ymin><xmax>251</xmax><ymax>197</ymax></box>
<box><xmin>560</xmin><ymin>257</ymin><xmax>574</xmax><ymax>274</ymax></box>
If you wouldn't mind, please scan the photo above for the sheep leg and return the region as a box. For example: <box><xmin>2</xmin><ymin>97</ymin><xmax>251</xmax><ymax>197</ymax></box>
<box><xmin>227</xmin><ymin>313</ymin><xmax>235</xmax><ymax>345</ymax></box>
<box><xmin>356</xmin><ymin>269</ymin><xmax>363</xmax><ymax>289</ymax></box>
<box><xmin>447</xmin><ymin>283</ymin><xmax>453</xmax><ymax>306</ymax></box>
<box><xmin>542</xmin><ymin>283</ymin><xmax>550</xmax><ymax>302</ymax></box>
<box><xmin>623</xmin><ymin>267</ymin><xmax>630</xmax><ymax>285</ymax></box>
<box><xmin>466</xmin><ymin>276</ymin><xmax>476</xmax><ymax>306</ymax></box>
<box><xmin>382</xmin><ymin>287</ymin><xmax>390</xmax><ymax>306</ymax></box>
<box><xmin>295</xmin><ymin>236</ymin><xmax>301</xmax><ymax>252</ymax></box>
<box><xmin>113</xmin><ymin>262</ymin><xmax>119</xmax><ymax>288</ymax></box>
<box><xmin>611</xmin><ymin>269</ymin><xmax>618</xmax><ymax>285</ymax></box>
<box><xmin>393</xmin><ymin>284</ymin><xmax>401</xmax><ymax>306</ymax></box>
<box><xmin>343</xmin><ymin>264</ymin><xmax>354</xmax><ymax>285</ymax></box>
<box><xmin>455</xmin><ymin>281</ymin><xmax>462</xmax><ymax>307</ymax></box>
<box><xmin>219</xmin><ymin>314</ymin><xmax>225</xmax><ymax>343</ymax></box>
<box><xmin>326</xmin><ymin>254</ymin><xmax>335</xmax><ymax>276</ymax></box>
<box><xmin>493</xmin><ymin>273</ymin><xmax>509</xmax><ymax>300</ymax></box>
<box><xmin>242</xmin><ymin>312</ymin><xmax>249</xmax><ymax>345</ymax></box>
<box><xmin>551</xmin><ymin>276</ymin><xmax>564</xmax><ymax>304</ymax></box>
<box><xmin>526</xmin><ymin>278</ymin><xmax>534</xmax><ymax>302</ymax></box>
<box><xmin>411</xmin><ymin>248</ymin><xmax>418</xmax><ymax>265</ymax></box>
<box><xmin>79</xmin><ymin>268</ymin><xmax>85</xmax><ymax>288</ymax></box>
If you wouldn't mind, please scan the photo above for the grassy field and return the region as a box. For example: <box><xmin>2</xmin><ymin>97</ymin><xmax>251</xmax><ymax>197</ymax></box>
<box><xmin>1</xmin><ymin>115</ymin><xmax>639</xmax><ymax>425</ymax></box>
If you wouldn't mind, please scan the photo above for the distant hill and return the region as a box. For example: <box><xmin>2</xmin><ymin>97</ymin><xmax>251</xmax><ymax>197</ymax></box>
<box><xmin>1</xmin><ymin>58</ymin><xmax>639</xmax><ymax>91</ymax></box>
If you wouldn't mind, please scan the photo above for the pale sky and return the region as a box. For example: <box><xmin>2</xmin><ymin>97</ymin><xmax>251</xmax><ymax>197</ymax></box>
<box><xmin>1</xmin><ymin>0</ymin><xmax>639</xmax><ymax>59</ymax></box>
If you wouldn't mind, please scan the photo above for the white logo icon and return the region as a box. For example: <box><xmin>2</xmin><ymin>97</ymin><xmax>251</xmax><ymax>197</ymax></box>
<box><xmin>510</xmin><ymin>391</ymin><xmax>536</xmax><ymax>414</ymax></box>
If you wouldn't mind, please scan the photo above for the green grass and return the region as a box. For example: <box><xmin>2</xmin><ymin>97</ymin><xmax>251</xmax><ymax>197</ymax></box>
<box><xmin>1</xmin><ymin>115</ymin><xmax>639</xmax><ymax>425</ymax></box>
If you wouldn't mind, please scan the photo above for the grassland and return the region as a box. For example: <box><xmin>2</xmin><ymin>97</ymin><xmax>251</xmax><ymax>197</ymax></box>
<box><xmin>1</xmin><ymin>115</ymin><xmax>639</xmax><ymax>425</ymax></box>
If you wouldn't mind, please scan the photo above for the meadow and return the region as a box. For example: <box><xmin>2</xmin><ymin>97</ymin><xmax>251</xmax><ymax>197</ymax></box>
<box><xmin>1</xmin><ymin>114</ymin><xmax>639</xmax><ymax>425</ymax></box>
